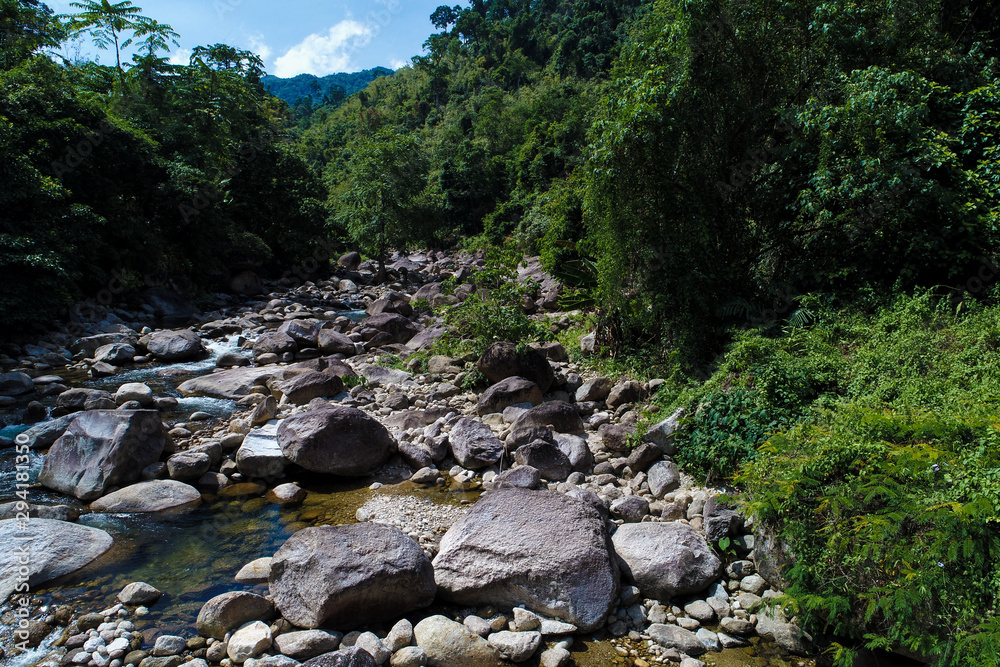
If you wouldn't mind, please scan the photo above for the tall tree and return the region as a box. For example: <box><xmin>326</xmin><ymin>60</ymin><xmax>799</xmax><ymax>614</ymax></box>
<box><xmin>64</xmin><ymin>0</ymin><xmax>172</xmax><ymax>73</ymax></box>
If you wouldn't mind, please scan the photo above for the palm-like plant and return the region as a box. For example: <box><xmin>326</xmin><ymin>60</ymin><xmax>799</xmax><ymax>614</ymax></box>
<box><xmin>64</xmin><ymin>0</ymin><xmax>152</xmax><ymax>71</ymax></box>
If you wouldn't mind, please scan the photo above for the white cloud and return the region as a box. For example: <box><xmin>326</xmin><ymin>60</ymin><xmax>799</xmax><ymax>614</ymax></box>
<box><xmin>389</xmin><ymin>58</ymin><xmax>408</xmax><ymax>70</ymax></box>
<box><xmin>273</xmin><ymin>21</ymin><xmax>370</xmax><ymax>77</ymax></box>
<box><xmin>247</xmin><ymin>34</ymin><xmax>272</xmax><ymax>62</ymax></box>
<box><xmin>168</xmin><ymin>48</ymin><xmax>192</xmax><ymax>66</ymax></box>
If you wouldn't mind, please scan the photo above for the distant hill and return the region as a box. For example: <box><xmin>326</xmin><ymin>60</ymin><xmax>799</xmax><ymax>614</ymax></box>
<box><xmin>262</xmin><ymin>67</ymin><xmax>395</xmax><ymax>104</ymax></box>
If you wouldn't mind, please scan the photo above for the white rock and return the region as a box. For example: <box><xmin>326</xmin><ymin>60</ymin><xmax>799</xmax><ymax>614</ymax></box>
<box><xmin>227</xmin><ymin>621</ymin><xmax>272</xmax><ymax>663</ymax></box>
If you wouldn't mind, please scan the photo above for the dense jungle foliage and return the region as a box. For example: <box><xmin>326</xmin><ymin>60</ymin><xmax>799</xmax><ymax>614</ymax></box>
<box><xmin>4</xmin><ymin>0</ymin><xmax>1000</xmax><ymax>662</ymax></box>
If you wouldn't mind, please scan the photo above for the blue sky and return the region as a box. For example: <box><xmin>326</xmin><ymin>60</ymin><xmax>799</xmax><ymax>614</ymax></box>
<box><xmin>45</xmin><ymin>0</ymin><xmax>447</xmax><ymax>77</ymax></box>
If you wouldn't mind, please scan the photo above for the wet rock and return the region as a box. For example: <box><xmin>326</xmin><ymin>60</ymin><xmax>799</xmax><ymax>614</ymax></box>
<box><xmin>269</xmin><ymin>523</ymin><xmax>435</xmax><ymax>629</ymax></box>
<box><xmin>448</xmin><ymin>418</ymin><xmax>503</xmax><ymax>470</ymax></box>
<box><xmin>511</xmin><ymin>402</ymin><xmax>584</xmax><ymax>435</ymax></box>
<box><xmin>39</xmin><ymin>410</ymin><xmax>166</xmax><ymax>500</ymax></box>
<box><xmin>95</xmin><ymin>342</ymin><xmax>136</xmax><ymax>365</ymax></box>
<box><xmin>0</xmin><ymin>502</ymin><xmax>77</xmax><ymax>521</ymax></box>
<box><xmin>167</xmin><ymin>451</ymin><xmax>211</xmax><ymax>481</ymax></box>
<box><xmin>118</xmin><ymin>582</ymin><xmax>163</xmax><ymax>605</ymax></box>
<box><xmin>268</xmin><ymin>482</ymin><xmax>307</xmax><ymax>505</ymax></box>
<box><xmin>475</xmin><ymin>377</ymin><xmax>542</xmax><ymax>416</ymax></box>
<box><xmin>413</xmin><ymin>615</ymin><xmax>503</xmax><ymax>667</ymax></box>
<box><xmin>196</xmin><ymin>591</ymin><xmax>275</xmax><ymax>640</ymax></box>
<box><xmin>611</xmin><ymin>523</ymin><xmax>721</xmax><ymax>599</ymax></box>
<box><xmin>433</xmin><ymin>488</ymin><xmax>618</xmax><ymax>632</ymax></box>
<box><xmin>16</xmin><ymin>414</ymin><xmax>75</xmax><ymax>450</ymax></box>
<box><xmin>278</xmin><ymin>406</ymin><xmax>393</xmax><ymax>476</ymax></box>
<box><xmin>0</xmin><ymin>519</ymin><xmax>112</xmax><ymax>602</ymax></box>
<box><xmin>148</xmin><ymin>330</ymin><xmax>203</xmax><ymax>361</ymax></box>
<box><xmin>153</xmin><ymin>635</ymin><xmax>187</xmax><ymax>656</ymax></box>
<box><xmin>115</xmin><ymin>383</ymin><xmax>154</xmax><ymax>407</ymax></box>
<box><xmin>477</xmin><ymin>342</ymin><xmax>554</xmax><ymax>392</ymax></box>
<box><xmin>91</xmin><ymin>480</ymin><xmax>201</xmax><ymax>512</ymax></box>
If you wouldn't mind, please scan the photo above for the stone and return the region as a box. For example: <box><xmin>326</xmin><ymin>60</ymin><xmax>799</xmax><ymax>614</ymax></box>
<box><xmin>448</xmin><ymin>418</ymin><xmax>503</xmax><ymax>470</ymax></box>
<box><xmin>91</xmin><ymin>480</ymin><xmax>201</xmax><ymax>513</ymax></box>
<box><xmin>512</xmin><ymin>607</ymin><xmax>541</xmax><ymax>631</ymax></box>
<box><xmin>647</xmin><ymin>624</ymin><xmax>706</xmax><ymax>656</ymax></box>
<box><xmin>254</xmin><ymin>332</ymin><xmax>297</xmax><ymax>358</ymax></box>
<box><xmin>720</xmin><ymin>617</ymin><xmax>755</xmax><ymax>636</ymax></box>
<box><xmin>196</xmin><ymin>591</ymin><xmax>275</xmax><ymax>640</ymax></box>
<box><xmin>704</xmin><ymin>496</ymin><xmax>744</xmax><ymax>542</ymax></box>
<box><xmin>274</xmin><ymin>372</ymin><xmax>344</xmax><ymax>405</ymax></box>
<box><xmin>413</xmin><ymin>616</ymin><xmax>503</xmax><ymax>667</ymax></box>
<box><xmin>552</xmin><ymin>433</ymin><xmax>594</xmax><ymax>473</ymax></box>
<box><xmin>365</xmin><ymin>313</ymin><xmax>421</xmax><ymax>344</ymax></box>
<box><xmin>269</xmin><ymin>523</ymin><xmax>435</xmax><ymax>629</ymax></box>
<box><xmin>39</xmin><ymin>410</ymin><xmax>166</xmax><ymax>500</ymax></box>
<box><xmin>251</xmin><ymin>396</ymin><xmax>278</xmax><ymax>425</ymax></box>
<box><xmin>152</xmin><ymin>636</ymin><xmax>186</xmax><ymax>656</ymax></box>
<box><xmin>236</xmin><ymin>557</ymin><xmax>273</xmax><ymax>584</ymax></box>
<box><xmin>228</xmin><ymin>621</ymin><xmax>272</xmax><ymax>663</ymax></box>
<box><xmin>575</xmin><ymin>378</ymin><xmax>612</xmax><ymax>403</ymax></box>
<box><xmin>302</xmin><ymin>646</ymin><xmax>378</xmax><ymax>667</ymax></box>
<box><xmin>355</xmin><ymin>632</ymin><xmax>390</xmax><ymax>664</ymax></box>
<box><xmin>16</xmin><ymin>414</ymin><xmax>75</xmax><ymax>450</ymax></box>
<box><xmin>695</xmin><ymin>628</ymin><xmax>720</xmax><ymax>651</ymax></box>
<box><xmin>606</xmin><ymin>381</ymin><xmax>643</xmax><ymax>409</ymax></box>
<box><xmin>475</xmin><ymin>377</ymin><xmax>542</xmax><ymax>416</ymax></box>
<box><xmin>0</xmin><ymin>371</ymin><xmax>34</xmax><ymax>396</ymax></box>
<box><xmin>278</xmin><ymin>319</ymin><xmax>323</xmax><ymax>347</ymax></box>
<box><xmin>647</xmin><ymin>460</ymin><xmax>681</xmax><ymax>498</ymax></box>
<box><xmin>115</xmin><ymin>383</ymin><xmax>154</xmax><ymax>407</ymax></box>
<box><xmin>643</xmin><ymin>408</ymin><xmax>684</xmax><ymax>454</ymax></box>
<box><xmin>167</xmin><ymin>451</ymin><xmax>211</xmax><ymax>481</ymax></box>
<box><xmin>490</xmin><ymin>465</ymin><xmax>540</xmax><ymax>490</ymax></box>
<box><xmin>477</xmin><ymin>342</ymin><xmax>554</xmax><ymax>392</ymax></box>
<box><xmin>230</xmin><ymin>270</ymin><xmax>263</xmax><ymax>295</ymax></box>
<box><xmin>384</xmin><ymin>618</ymin><xmax>414</xmax><ymax>652</ymax></box>
<box><xmin>340</xmin><ymin>251</ymin><xmax>362</xmax><ymax>269</ymax></box>
<box><xmin>539</xmin><ymin>648</ymin><xmax>571</xmax><ymax>667</ymax></box>
<box><xmin>740</xmin><ymin>574</ymin><xmax>767</xmax><ymax>595</ymax></box>
<box><xmin>612</xmin><ymin>523</ymin><xmax>721</xmax><ymax>599</ymax></box>
<box><xmin>237</xmin><ymin>421</ymin><xmax>287</xmax><ymax>479</ymax></box>
<box><xmin>57</xmin><ymin>387</ymin><xmax>116</xmax><ymax>412</ymax></box>
<box><xmin>405</xmin><ymin>325</ymin><xmax>447</xmax><ymax>351</ymax></box>
<box><xmin>147</xmin><ymin>330</ymin><xmax>203</xmax><ymax>361</ymax></box>
<box><xmin>0</xmin><ymin>519</ymin><xmax>112</xmax><ymax>602</ymax></box>
<box><xmin>117</xmin><ymin>582</ymin><xmax>162</xmax><ymax>605</ymax></box>
<box><xmin>268</xmin><ymin>482</ymin><xmax>307</xmax><ymax>505</ymax></box>
<box><xmin>684</xmin><ymin>600</ymin><xmax>716</xmax><ymax>623</ymax></box>
<box><xmin>95</xmin><ymin>343</ymin><xmax>136</xmax><ymax>365</ymax></box>
<box><xmin>389</xmin><ymin>647</ymin><xmax>426</xmax><ymax>667</ymax></box>
<box><xmin>626</xmin><ymin>443</ymin><xmax>662</xmax><ymax>472</ymax></box>
<box><xmin>599</xmin><ymin>424</ymin><xmax>633</xmax><ymax>452</ymax></box>
<box><xmin>357</xmin><ymin>364</ymin><xmax>412</xmax><ymax>388</ymax></box>
<box><xmin>511</xmin><ymin>402</ymin><xmax>585</xmax><ymax>435</ymax></box>
<box><xmin>433</xmin><ymin>488</ymin><xmax>618</xmax><ymax>632</ymax></box>
<box><xmin>610</xmin><ymin>495</ymin><xmax>649</xmax><ymax>523</ymax></box>
<box><xmin>487</xmin><ymin>631</ymin><xmax>540</xmax><ymax>662</ymax></box>
<box><xmin>513</xmin><ymin>441</ymin><xmax>571</xmax><ymax>481</ymax></box>
<box><xmin>278</xmin><ymin>406</ymin><xmax>393</xmax><ymax>476</ymax></box>
<box><xmin>318</xmin><ymin>330</ymin><xmax>357</xmax><ymax>356</ymax></box>
<box><xmin>273</xmin><ymin>630</ymin><xmax>342</xmax><ymax>660</ymax></box>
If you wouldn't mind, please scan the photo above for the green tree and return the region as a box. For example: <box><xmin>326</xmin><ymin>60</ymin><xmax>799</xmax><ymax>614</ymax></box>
<box><xmin>336</xmin><ymin>129</ymin><xmax>435</xmax><ymax>280</ymax></box>
<box><xmin>0</xmin><ymin>0</ymin><xmax>64</xmax><ymax>70</ymax></box>
<box><xmin>64</xmin><ymin>0</ymin><xmax>143</xmax><ymax>71</ymax></box>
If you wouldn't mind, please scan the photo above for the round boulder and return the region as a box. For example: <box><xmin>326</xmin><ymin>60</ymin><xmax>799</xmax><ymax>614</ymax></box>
<box><xmin>475</xmin><ymin>377</ymin><xmax>543</xmax><ymax>416</ymax></box>
<box><xmin>147</xmin><ymin>329</ymin><xmax>204</xmax><ymax>361</ymax></box>
<box><xmin>90</xmin><ymin>480</ymin><xmax>201</xmax><ymax>513</ymax></box>
<box><xmin>511</xmin><ymin>402</ymin><xmax>585</xmax><ymax>435</ymax></box>
<box><xmin>197</xmin><ymin>591</ymin><xmax>275</xmax><ymax>640</ymax></box>
<box><xmin>477</xmin><ymin>342</ymin><xmax>554</xmax><ymax>392</ymax></box>
<box><xmin>611</xmin><ymin>522</ymin><xmax>721</xmax><ymax>599</ymax></box>
<box><xmin>277</xmin><ymin>406</ymin><xmax>393</xmax><ymax>476</ymax></box>
<box><xmin>268</xmin><ymin>523</ymin><xmax>436</xmax><ymax>629</ymax></box>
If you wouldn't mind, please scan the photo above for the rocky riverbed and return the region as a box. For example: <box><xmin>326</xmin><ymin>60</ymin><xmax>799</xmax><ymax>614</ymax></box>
<box><xmin>0</xmin><ymin>250</ymin><xmax>817</xmax><ymax>667</ymax></box>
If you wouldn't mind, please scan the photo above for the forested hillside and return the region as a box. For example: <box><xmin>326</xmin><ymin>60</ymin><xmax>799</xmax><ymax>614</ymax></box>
<box><xmin>262</xmin><ymin>67</ymin><xmax>393</xmax><ymax>107</ymax></box>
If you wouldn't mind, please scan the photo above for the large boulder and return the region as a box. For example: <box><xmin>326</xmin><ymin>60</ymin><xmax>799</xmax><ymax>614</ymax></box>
<box><xmin>147</xmin><ymin>329</ymin><xmax>204</xmax><ymax>361</ymax></box>
<box><xmin>197</xmin><ymin>591</ymin><xmax>275</xmax><ymax>640</ymax></box>
<box><xmin>254</xmin><ymin>331</ymin><xmax>297</xmax><ymax>358</ymax></box>
<box><xmin>277</xmin><ymin>320</ymin><xmax>322</xmax><ymax>347</ymax></box>
<box><xmin>611</xmin><ymin>523</ymin><xmax>721</xmax><ymax>599</ymax></box>
<box><xmin>17</xmin><ymin>414</ymin><xmax>75</xmax><ymax>450</ymax></box>
<box><xmin>433</xmin><ymin>488</ymin><xmax>618</xmax><ymax>632</ymax></box>
<box><xmin>273</xmin><ymin>372</ymin><xmax>344</xmax><ymax>405</ymax></box>
<box><xmin>364</xmin><ymin>313</ymin><xmax>421</xmax><ymax>344</ymax></box>
<box><xmin>94</xmin><ymin>342</ymin><xmax>136</xmax><ymax>365</ymax></box>
<box><xmin>475</xmin><ymin>377</ymin><xmax>542</xmax><ymax>416</ymax></box>
<box><xmin>513</xmin><ymin>441</ymin><xmax>571</xmax><ymax>481</ymax></box>
<box><xmin>511</xmin><ymin>402</ymin><xmax>585</xmax><ymax>435</ymax></box>
<box><xmin>277</xmin><ymin>407</ymin><xmax>393</xmax><ymax>476</ymax></box>
<box><xmin>0</xmin><ymin>519</ymin><xmax>113</xmax><ymax>602</ymax></box>
<box><xmin>268</xmin><ymin>523</ymin><xmax>435</xmax><ymax>629</ymax></box>
<box><xmin>90</xmin><ymin>480</ymin><xmax>201</xmax><ymax>513</ymax></box>
<box><xmin>0</xmin><ymin>371</ymin><xmax>35</xmax><ymax>396</ymax></box>
<box><xmin>236</xmin><ymin>421</ymin><xmax>288</xmax><ymax>479</ymax></box>
<box><xmin>39</xmin><ymin>410</ymin><xmax>166</xmax><ymax>500</ymax></box>
<box><xmin>56</xmin><ymin>388</ymin><xmax>116</xmax><ymax>412</ymax></box>
<box><xmin>448</xmin><ymin>418</ymin><xmax>503</xmax><ymax>470</ymax></box>
<box><xmin>405</xmin><ymin>325</ymin><xmax>447</xmax><ymax>351</ymax></box>
<box><xmin>477</xmin><ymin>342</ymin><xmax>554</xmax><ymax>392</ymax></box>
<box><xmin>413</xmin><ymin>616</ymin><xmax>503</xmax><ymax>667</ymax></box>
<box><xmin>317</xmin><ymin>330</ymin><xmax>357</xmax><ymax>356</ymax></box>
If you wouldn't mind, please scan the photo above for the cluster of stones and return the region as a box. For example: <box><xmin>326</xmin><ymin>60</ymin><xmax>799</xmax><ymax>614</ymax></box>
<box><xmin>0</xmin><ymin>249</ymin><xmax>810</xmax><ymax>667</ymax></box>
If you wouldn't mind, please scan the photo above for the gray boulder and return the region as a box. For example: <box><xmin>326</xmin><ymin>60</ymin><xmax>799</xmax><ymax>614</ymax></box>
<box><xmin>448</xmin><ymin>418</ymin><xmax>503</xmax><ymax>470</ymax></box>
<box><xmin>552</xmin><ymin>433</ymin><xmax>593</xmax><ymax>473</ymax></box>
<box><xmin>56</xmin><ymin>387</ymin><xmax>116</xmax><ymax>412</ymax></box>
<box><xmin>647</xmin><ymin>460</ymin><xmax>681</xmax><ymax>498</ymax></box>
<box><xmin>643</xmin><ymin>408</ymin><xmax>684</xmax><ymax>454</ymax></box>
<box><xmin>269</xmin><ymin>523</ymin><xmax>435</xmax><ymax>629</ymax></box>
<box><xmin>94</xmin><ymin>342</ymin><xmax>136</xmax><ymax>365</ymax></box>
<box><xmin>277</xmin><ymin>407</ymin><xmax>393</xmax><ymax>476</ymax></box>
<box><xmin>413</xmin><ymin>616</ymin><xmax>503</xmax><ymax>667</ymax></box>
<box><xmin>90</xmin><ymin>480</ymin><xmax>201</xmax><ymax>513</ymax></box>
<box><xmin>197</xmin><ymin>591</ymin><xmax>275</xmax><ymax>640</ymax></box>
<box><xmin>475</xmin><ymin>377</ymin><xmax>542</xmax><ymax>416</ymax></box>
<box><xmin>237</xmin><ymin>421</ymin><xmax>288</xmax><ymax>479</ymax></box>
<box><xmin>147</xmin><ymin>329</ymin><xmax>203</xmax><ymax>361</ymax></box>
<box><xmin>365</xmin><ymin>313</ymin><xmax>421</xmax><ymax>344</ymax></box>
<box><xmin>39</xmin><ymin>410</ymin><xmax>166</xmax><ymax>500</ymax></box>
<box><xmin>277</xmin><ymin>319</ymin><xmax>322</xmax><ymax>347</ymax></box>
<box><xmin>511</xmin><ymin>402</ymin><xmax>585</xmax><ymax>435</ymax></box>
<box><xmin>273</xmin><ymin>372</ymin><xmax>344</xmax><ymax>405</ymax></box>
<box><xmin>254</xmin><ymin>331</ymin><xmax>297</xmax><ymax>358</ymax></box>
<box><xmin>167</xmin><ymin>451</ymin><xmax>211</xmax><ymax>481</ymax></box>
<box><xmin>513</xmin><ymin>441</ymin><xmax>571</xmax><ymax>481</ymax></box>
<box><xmin>317</xmin><ymin>330</ymin><xmax>357</xmax><ymax>356</ymax></box>
<box><xmin>611</xmin><ymin>523</ymin><xmax>721</xmax><ymax>599</ymax></box>
<box><xmin>17</xmin><ymin>415</ymin><xmax>75</xmax><ymax>450</ymax></box>
<box><xmin>0</xmin><ymin>519</ymin><xmax>113</xmax><ymax>602</ymax></box>
<box><xmin>477</xmin><ymin>342</ymin><xmax>554</xmax><ymax>392</ymax></box>
<box><xmin>302</xmin><ymin>646</ymin><xmax>377</xmax><ymax>667</ymax></box>
<box><xmin>0</xmin><ymin>371</ymin><xmax>34</xmax><ymax>396</ymax></box>
<box><xmin>273</xmin><ymin>630</ymin><xmax>342</xmax><ymax>661</ymax></box>
<box><xmin>648</xmin><ymin>624</ymin><xmax>706</xmax><ymax>656</ymax></box>
<box><xmin>433</xmin><ymin>488</ymin><xmax>618</xmax><ymax>632</ymax></box>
